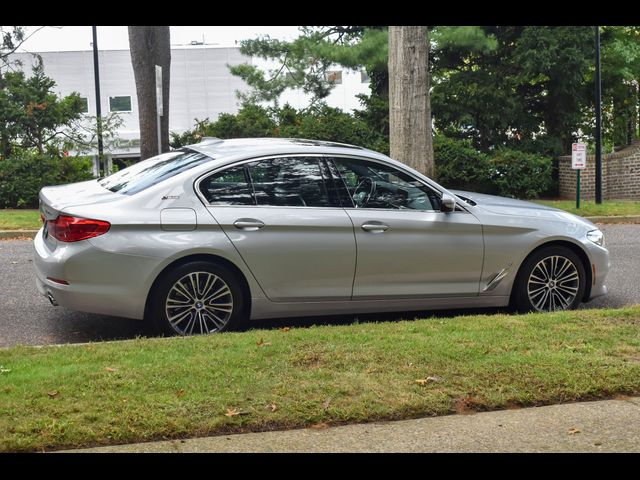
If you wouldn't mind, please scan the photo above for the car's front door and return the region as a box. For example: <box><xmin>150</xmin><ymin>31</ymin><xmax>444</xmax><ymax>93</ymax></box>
<box><xmin>328</xmin><ymin>156</ymin><xmax>484</xmax><ymax>299</ymax></box>
<box><xmin>199</xmin><ymin>155</ymin><xmax>356</xmax><ymax>302</ymax></box>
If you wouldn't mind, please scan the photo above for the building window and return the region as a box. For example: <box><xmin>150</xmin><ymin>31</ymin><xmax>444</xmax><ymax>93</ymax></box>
<box><xmin>325</xmin><ymin>70</ymin><xmax>342</xmax><ymax>84</ymax></box>
<box><xmin>109</xmin><ymin>96</ymin><xmax>132</xmax><ymax>112</ymax></box>
<box><xmin>360</xmin><ymin>70</ymin><xmax>370</xmax><ymax>83</ymax></box>
<box><xmin>79</xmin><ymin>97</ymin><xmax>89</xmax><ymax>113</ymax></box>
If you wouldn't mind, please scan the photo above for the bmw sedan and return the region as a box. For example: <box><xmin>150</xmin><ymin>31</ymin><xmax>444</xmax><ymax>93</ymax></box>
<box><xmin>34</xmin><ymin>138</ymin><xmax>609</xmax><ymax>336</ymax></box>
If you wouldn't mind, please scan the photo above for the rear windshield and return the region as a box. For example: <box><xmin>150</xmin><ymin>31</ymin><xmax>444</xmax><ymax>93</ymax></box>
<box><xmin>99</xmin><ymin>149</ymin><xmax>212</xmax><ymax>195</ymax></box>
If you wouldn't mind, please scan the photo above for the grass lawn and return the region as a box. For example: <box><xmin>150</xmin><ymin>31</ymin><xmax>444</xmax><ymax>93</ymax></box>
<box><xmin>534</xmin><ymin>200</ymin><xmax>640</xmax><ymax>217</ymax></box>
<box><xmin>1</xmin><ymin>306</ymin><xmax>639</xmax><ymax>452</ymax></box>
<box><xmin>0</xmin><ymin>209</ymin><xmax>41</xmax><ymax>230</ymax></box>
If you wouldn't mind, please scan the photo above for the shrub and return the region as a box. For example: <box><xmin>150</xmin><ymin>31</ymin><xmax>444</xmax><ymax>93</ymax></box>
<box><xmin>0</xmin><ymin>151</ymin><xmax>93</xmax><ymax>208</ymax></box>
<box><xmin>433</xmin><ymin>136</ymin><xmax>496</xmax><ymax>194</ymax></box>
<box><xmin>489</xmin><ymin>148</ymin><xmax>553</xmax><ymax>199</ymax></box>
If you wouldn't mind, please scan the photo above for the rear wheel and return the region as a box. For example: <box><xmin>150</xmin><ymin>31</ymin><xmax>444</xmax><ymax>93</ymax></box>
<box><xmin>147</xmin><ymin>261</ymin><xmax>247</xmax><ymax>336</ymax></box>
<box><xmin>513</xmin><ymin>246</ymin><xmax>586</xmax><ymax>313</ymax></box>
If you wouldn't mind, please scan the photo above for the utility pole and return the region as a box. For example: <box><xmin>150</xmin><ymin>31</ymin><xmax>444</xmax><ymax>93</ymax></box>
<box><xmin>595</xmin><ymin>26</ymin><xmax>603</xmax><ymax>204</ymax></box>
<box><xmin>92</xmin><ymin>26</ymin><xmax>104</xmax><ymax>177</ymax></box>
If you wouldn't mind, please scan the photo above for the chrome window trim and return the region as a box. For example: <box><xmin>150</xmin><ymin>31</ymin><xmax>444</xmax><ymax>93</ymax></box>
<box><xmin>193</xmin><ymin>152</ymin><xmax>470</xmax><ymax>214</ymax></box>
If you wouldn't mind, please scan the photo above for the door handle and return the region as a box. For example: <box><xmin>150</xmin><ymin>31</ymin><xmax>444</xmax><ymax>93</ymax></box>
<box><xmin>233</xmin><ymin>218</ymin><xmax>265</xmax><ymax>230</ymax></box>
<box><xmin>361</xmin><ymin>222</ymin><xmax>389</xmax><ymax>233</ymax></box>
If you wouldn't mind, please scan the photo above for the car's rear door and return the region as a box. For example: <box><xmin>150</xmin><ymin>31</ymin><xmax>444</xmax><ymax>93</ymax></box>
<box><xmin>199</xmin><ymin>155</ymin><xmax>356</xmax><ymax>302</ymax></box>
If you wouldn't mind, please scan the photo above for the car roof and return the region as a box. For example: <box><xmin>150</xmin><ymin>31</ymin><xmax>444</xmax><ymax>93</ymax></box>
<box><xmin>184</xmin><ymin>137</ymin><xmax>383</xmax><ymax>160</ymax></box>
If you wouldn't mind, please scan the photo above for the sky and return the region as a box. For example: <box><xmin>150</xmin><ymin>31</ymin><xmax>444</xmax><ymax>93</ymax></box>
<box><xmin>15</xmin><ymin>26</ymin><xmax>301</xmax><ymax>52</ymax></box>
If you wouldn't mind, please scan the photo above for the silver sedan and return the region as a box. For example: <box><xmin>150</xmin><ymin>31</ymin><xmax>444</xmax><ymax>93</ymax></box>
<box><xmin>33</xmin><ymin>138</ymin><xmax>609</xmax><ymax>336</ymax></box>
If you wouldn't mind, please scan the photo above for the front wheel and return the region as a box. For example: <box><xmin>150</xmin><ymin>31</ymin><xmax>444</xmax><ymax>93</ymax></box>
<box><xmin>147</xmin><ymin>261</ymin><xmax>247</xmax><ymax>336</ymax></box>
<box><xmin>513</xmin><ymin>246</ymin><xmax>586</xmax><ymax>313</ymax></box>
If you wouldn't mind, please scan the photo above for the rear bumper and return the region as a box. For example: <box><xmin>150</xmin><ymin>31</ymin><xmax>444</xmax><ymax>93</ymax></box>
<box><xmin>33</xmin><ymin>228</ymin><xmax>157</xmax><ymax>320</ymax></box>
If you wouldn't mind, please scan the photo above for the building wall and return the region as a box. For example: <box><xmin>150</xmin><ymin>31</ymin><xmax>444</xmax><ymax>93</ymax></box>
<box><xmin>558</xmin><ymin>140</ymin><xmax>640</xmax><ymax>200</ymax></box>
<box><xmin>10</xmin><ymin>47</ymin><xmax>251</xmax><ymax>157</ymax></box>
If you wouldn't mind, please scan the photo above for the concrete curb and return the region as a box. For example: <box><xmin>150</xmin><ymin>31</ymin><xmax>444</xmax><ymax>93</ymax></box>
<box><xmin>0</xmin><ymin>230</ymin><xmax>38</xmax><ymax>240</ymax></box>
<box><xmin>585</xmin><ymin>215</ymin><xmax>640</xmax><ymax>224</ymax></box>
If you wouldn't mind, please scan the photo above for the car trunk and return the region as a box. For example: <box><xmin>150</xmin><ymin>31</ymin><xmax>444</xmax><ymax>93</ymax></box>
<box><xmin>38</xmin><ymin>180</ymin><xmax>121</xmax><ymax>220</ymax></box>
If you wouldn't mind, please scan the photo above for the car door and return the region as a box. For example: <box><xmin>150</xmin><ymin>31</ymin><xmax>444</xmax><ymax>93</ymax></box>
<box><xmin>328</xmin><ymin>156</ymin><xmax>484</xmax><ymax>299</ymax></box>
<box><xmin>198</xmin><ymin>155</ymin><xmax>356</xmax><ymax>302</ymax></box>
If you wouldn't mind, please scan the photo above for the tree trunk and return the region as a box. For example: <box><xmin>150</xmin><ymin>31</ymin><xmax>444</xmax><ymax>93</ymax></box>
<box><xmin>128</xmin><ymin>26</ymin><xmax>171</xmax><ymax>160</ymax></box>
<box><xmin>388</xmin><ymin>26</ymin><xmax>434</xmax><ymax>178</ymax></box>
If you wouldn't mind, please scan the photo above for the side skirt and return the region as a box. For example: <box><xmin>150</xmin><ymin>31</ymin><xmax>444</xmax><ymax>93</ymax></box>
<box><xmin>249</xmin><ymin>296</ymin><xmax>511</xmax><ymax>320</ymax></box>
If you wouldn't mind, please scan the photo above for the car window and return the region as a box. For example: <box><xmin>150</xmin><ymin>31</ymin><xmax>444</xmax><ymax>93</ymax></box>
<box><xmin>199</xmin><ymin>165</ymin><xmax>254</xmax><ymax>205</ymax></box>
<box><xmin>332</xmin><ymin>158</ymin><xmax>441</xmax><ymax>211</ymax></box>
<box><xmin>247</xmin><ymin>157</ymin><xmax>331</xmax><ymax>207</ymax></box>
<box><xmin>100</xmin><ymin>149</ymin><xmax>212</xmax><ymax>195</ymax></box>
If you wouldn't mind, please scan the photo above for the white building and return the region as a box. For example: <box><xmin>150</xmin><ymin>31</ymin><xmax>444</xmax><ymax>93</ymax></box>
<box><xmin>10</xmin><ymin>45</ymin><xmax>370</xmax><ymax>164</ymax></box>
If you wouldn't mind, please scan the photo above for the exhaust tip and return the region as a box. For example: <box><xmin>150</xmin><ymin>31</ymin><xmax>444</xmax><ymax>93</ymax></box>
<box><xmin>46</xmin><ymin>292</ymin><xmax>59</xmax><ymax>306</ymax></box>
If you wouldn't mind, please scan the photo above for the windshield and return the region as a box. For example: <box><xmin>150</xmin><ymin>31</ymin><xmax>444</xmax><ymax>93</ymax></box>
<box><xmin>99</xmin><ymin>149</ymin><xmax>212</xmax><ymax>195</ymax></box>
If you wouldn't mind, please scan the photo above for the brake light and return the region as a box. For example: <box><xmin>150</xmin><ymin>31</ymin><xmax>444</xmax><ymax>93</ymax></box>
<box><xmin>47</xmin><ymin>215</ymin><xmax>110</xmax><ymax>242</ymax></box>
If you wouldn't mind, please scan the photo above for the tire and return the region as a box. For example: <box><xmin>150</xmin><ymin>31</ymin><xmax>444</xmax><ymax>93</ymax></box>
<box><xmin>147</xmin><ymin>260</ymin><xmax>248</xmax><ymax>336</ymax></box>
<box><xmin>513</xmin><ymin>246</ymin><xmax>586</xmax><ymax>313</ymax></box>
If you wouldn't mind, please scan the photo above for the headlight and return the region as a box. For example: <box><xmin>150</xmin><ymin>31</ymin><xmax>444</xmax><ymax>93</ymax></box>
<box><xmin>587</xmin><ymin>229</ymin><xmax>605</xmax><ymax>247</ymax></box>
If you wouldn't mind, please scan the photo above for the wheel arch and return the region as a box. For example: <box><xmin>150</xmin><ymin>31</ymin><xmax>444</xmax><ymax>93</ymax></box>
<box><xmin>144</xmin><ymin>253</ymin><xmax>252</xmax><ymax>320</ymax></box>
<box><xmin>510</xmin><ymin>239</ymin><xmax>592</xmax><ymax>305</ymax></box>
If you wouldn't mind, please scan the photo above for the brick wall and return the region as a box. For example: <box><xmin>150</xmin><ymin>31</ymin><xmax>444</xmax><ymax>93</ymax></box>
<box><xmin>558</xmin><ymin>140</ymin><xmax>640</xmax><ymax>200</ymax></box>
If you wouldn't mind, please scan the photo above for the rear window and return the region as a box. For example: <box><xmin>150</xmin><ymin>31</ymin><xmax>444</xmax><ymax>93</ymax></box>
<box><xmin>100</xmin><ymin>149</ymin><xmax>212</xmax><ymax>195</ymax></box>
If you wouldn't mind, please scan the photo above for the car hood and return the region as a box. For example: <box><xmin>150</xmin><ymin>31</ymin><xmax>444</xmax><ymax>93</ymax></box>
<box><xmin>450</xmin><ymin>190</ymin><xmax>597</xmax><ymax>230</ymax></box>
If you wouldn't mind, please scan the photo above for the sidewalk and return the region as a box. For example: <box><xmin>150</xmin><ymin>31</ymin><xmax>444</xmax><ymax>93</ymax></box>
<box><xmin>63</xmin><ymin>396</ymin><xmax>640</xmax><ymax>453</ymax></box>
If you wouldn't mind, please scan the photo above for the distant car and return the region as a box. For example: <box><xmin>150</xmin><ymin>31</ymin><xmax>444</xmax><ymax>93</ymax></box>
<box><xmin>34</xmin><ymin>138</ymin><xmax>609</xmax><ymax>336</ymax></box>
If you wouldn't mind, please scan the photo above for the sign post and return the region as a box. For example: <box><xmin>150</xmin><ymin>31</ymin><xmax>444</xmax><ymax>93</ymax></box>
<box><xmin>571</xmin><ymin>143</ymin><xmax>587</xmax><ymax>209</ymax></box>
<box><xmin>155</xmin><ymin>65</ymin><xmax>163</xmax><ymax>155</ymax></box>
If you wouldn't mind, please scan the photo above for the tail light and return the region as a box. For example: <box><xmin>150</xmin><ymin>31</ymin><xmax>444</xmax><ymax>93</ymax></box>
<box><xmin>47</xmin><ymin>215</ymin><xmax>110</xmax><ymax>242</ymax></box>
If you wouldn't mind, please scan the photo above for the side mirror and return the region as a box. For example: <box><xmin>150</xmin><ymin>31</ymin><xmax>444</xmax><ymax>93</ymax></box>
<box><xmin>441</xmin><ymin>193</ymin><xmax>456</xmax><ymax>213</ymax></box>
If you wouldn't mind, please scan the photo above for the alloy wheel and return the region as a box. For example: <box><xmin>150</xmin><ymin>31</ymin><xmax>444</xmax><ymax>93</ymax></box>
<box><xmin>165</xmin><ymin>271</ymin><xmax>234</xmax><ymax>335</ymax></box>
<box><xmin>527</xmin><ymin>255</ymin><xmax>580</xmax><ymax>312</ymax></box>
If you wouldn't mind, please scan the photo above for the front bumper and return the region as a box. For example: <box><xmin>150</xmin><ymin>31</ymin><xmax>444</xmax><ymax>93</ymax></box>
<box><xmin>583</xmin><ymin>238</ymin><xmax>610</xmax><ymax>301</ymax></box>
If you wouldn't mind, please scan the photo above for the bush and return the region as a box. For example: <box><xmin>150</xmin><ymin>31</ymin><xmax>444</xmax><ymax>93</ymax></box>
<box><xmin>0</xmin><ymin>151</ymin><xmax>94</xmax><ymax>208</ymax></box>
<box><xmin>489</xmin><ymin>148</ymin><xmax>553</xmax><ymax>199</ymax></box>
<box><xmin>434</xmin><ymin>136</ymin><xmax>496</xmax><ymax>194</ymax></box>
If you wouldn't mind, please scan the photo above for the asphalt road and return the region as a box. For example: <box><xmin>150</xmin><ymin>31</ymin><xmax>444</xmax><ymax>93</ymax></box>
<box><xmin>1</xmin><ymin>224</ymin><xmax>638</xmax><ymax>347</ymax></box>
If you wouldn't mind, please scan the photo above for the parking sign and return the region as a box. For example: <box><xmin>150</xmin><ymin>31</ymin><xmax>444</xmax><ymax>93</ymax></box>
<box><xmin>572</xmin><ymin>143</ymin><xmax>586</xmax><ymax>169</ymax></box>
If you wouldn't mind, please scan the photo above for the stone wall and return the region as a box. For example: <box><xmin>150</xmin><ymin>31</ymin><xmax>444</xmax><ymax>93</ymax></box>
<box><xmin>558</xmin><ymin>140</ymin><xmax>640</xmax><ymax>200</ymax></box>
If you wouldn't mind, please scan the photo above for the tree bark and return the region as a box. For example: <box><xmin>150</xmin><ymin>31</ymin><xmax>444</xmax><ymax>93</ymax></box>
<box><xmin>128</xmin><ymin>26</ymin><xmax>171</xmax><ymax>160</ymax></box>
<box><xmin>388</xmin><ymin>26</ymin><xmax>434</xmax><ymax>178</ymax></box>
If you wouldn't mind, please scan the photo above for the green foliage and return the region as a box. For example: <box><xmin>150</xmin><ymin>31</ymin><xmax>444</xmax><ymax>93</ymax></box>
<box><xmin>433</xmin><ymin>136</ymin><xmax>495</xmax><ymax>194</ymax></box>
<box><xmin>433</xmin><ymin>137</ymin><xmax>552</xmax><ymax>199</ymax></box>
<box><xmin>171</xmin><ymin>102</ymin><xmax>388</xmax><ymax>153</ymax></box>
<box><xmin>489</xmin><ymin>148</ymin><xmax>553</xmax><ymax>199</ymax></box>
<box><xmin>0</xmin><ymin>57</ymin><xmax>85</xmax><ymax>157</ymax></box>
<box><xmin>0</xmin><ymin>150</ymin><xmax>93</xmax><ymax>208</ymax></box>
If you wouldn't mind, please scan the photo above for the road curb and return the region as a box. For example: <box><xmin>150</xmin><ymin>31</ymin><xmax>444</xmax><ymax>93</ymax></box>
<box><xmin>0</xmin><ymin>230</ymin><xmax>38</xmax><ymax>240</ymax></box>
<box><xmin>585</xmin><ymin>215</ymin><xmax>640</xmax><ymax>224</ymax></box>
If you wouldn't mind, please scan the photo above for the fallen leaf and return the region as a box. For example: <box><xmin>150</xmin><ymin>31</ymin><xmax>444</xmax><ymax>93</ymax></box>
<box><xmin>279</xmin><ymin>327</ymin><xmax>291</xmax><ymax>332</ymax></box>
<box><xmin>426</xmin><ymin>376</ymin><xmax>442</xmax><ymax>383</ymax></box>
<box><xmin>177</xmin><ymin>389</ymin><xmax>186</xmax><ymax>398</ymax></box>
<box><xmin>47</xmin><ymin>390</ymin><xmax>59</xmax><ymax>398</ymax></box>
<box><xmin>256</xmin><ymin>338</ymin><xmax>272</xmax><ymax>347</ymax></box>
<box><xmin>0</xmin><ymin>366</ymin><xmax>10</xmax><ymax>374</ymax></box>
<box><xmin>225</xmin><ymin>408</ymin><xmax>241</xmax><ymax>417</ymax></box>
<box><xmin>310</xmin><ymin>423</ymin><xmax>329</xmax><ymax>430</ymax></box>
<box><xmin>10</xmin><ymin>261</ymin><xmax>18</xmax><ymax>264</ymax></box>
<box><xmin>415</xmin><ymin>379</ymin><xmax>429</xmax><ymax>386</ymax></box>
<box><xmin>322</xmin><ymin>399</ymin><xmax>331</xmax><ymax>410</ymax></box>
<box><xmin>568</xmin><ymin>428</ymin><xmax>581</xmax><ymax>435</ymax></box>
<box><xmin>105</xmin><ymin>367</ymin><xmax>118</xmax><ymax>372</ymax></box>
<box><xmin>269</xmin><ymin>403</ymin><xmax>278</xmax><ymax>412</ymax></box>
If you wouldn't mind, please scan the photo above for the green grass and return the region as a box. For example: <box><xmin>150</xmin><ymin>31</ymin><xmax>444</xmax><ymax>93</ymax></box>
<box><xmin>535</xmin><ymin>200</ymin><xmax>640</xmax><ymax>217</ymax></box>
<box><xmin>1</xmin><ymin>306</ymin><xmax>639</xmax><ymax>452</ymax></box>
<box><xmin>0</xmin><ymin>209</ymin><xmax>41</xmax><ymax>230</ymax></box>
